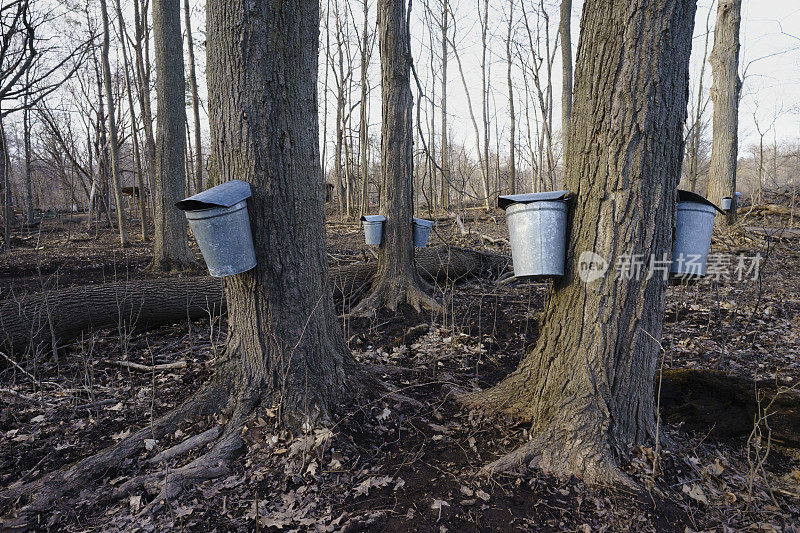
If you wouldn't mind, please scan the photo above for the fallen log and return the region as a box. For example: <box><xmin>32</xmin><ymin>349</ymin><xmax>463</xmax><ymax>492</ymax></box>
<box><xmin>745</xmin><ymin>203</ymin><xmax>796</xmax><ymax>217</ymax></box>
<box><xmin>660</xmin><ymin>369</ymin><xmax>800</xmax><ymax>448</ymax></box>
<box><xmin>0</xmin><ymin>246</ymin><xmax>506</xmax><ymax>357</ymax></box>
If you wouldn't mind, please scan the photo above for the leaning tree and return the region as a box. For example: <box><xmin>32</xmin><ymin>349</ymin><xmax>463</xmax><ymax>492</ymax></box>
<box><xmin>352</xmin><ymin>0</ymin><xmax>440</xmax><ymax>314</ymax></box>
<box><xmin>467</xmin><ymin>0</ymin><xmax>698</xmax><ymax>483</ymax></box>
<box><xmin>1</xmin><ymin>0</ymin><xmax>362</xmax><ymax>522</ymax></box>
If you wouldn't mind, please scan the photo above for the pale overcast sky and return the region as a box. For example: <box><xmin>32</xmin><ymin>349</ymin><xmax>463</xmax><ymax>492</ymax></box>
<box><xmin>13</xmin><ymin>0</ymin><xmax>798</xmax><ymax>170</ymax></box>
<box><xmin>402</xmin><ymin>0</ymin><xmax>800</xmax><ymax>165</ymax></box>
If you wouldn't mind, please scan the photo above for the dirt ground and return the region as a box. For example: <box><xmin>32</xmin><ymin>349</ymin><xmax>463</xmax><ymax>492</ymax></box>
<box><xmin>1</xmin><ymin>211</ymin><xmax>799</xmax><ymax>532</ymax></box>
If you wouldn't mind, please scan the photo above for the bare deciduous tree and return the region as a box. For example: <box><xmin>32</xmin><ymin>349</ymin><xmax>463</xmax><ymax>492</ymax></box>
<box><xmin>466</xmin><ymin>0</ymin><xmax>698</xmax><ymax>482</ymax></box>
<box><xmin>151</xmin><ymin>0</ymin><xmax>194</xmax><ymax>270</ymax></box>
<box><xmin>706</xmin><ymin>0</ymin><xmax>742</xmax><ymax>226</ymax></box>
<box><xmin>353</xmin><ymin>0</ymin><xmax>440</xmax><ymax>314</ymax></box>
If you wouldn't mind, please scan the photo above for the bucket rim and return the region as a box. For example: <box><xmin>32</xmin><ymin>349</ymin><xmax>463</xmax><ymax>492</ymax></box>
<box><xmin>505</xmin><ymin>201</ymin><xmax>568</xmax><ymax>214</ymax></box>
<box><xmin>176</xmin><ymin>179</ymin><xmax>252</xmax><ymax>211</ymax></box>
<box><xmin>676</xmin><ymin>201</ymin><xmax>718</xmax><ymax>214</ymax></box>
<box><xmin>677</xmin><ymin>189</ymin><xmax>725</xmax><ymax>215</ymax></box>
<box><xmin>184</xmin><ymin>200</ymin><xmax>248</xmax><ymax>220</ymax></box>
<box><xmin>412</xmin><ymin>217</ymin><xmax>434</xmax><ymax>228</ymax></box>
<box><xmin>498</xmin><ymin>189</ymin><xmax>572</xmax><ymax>210</ymax></box>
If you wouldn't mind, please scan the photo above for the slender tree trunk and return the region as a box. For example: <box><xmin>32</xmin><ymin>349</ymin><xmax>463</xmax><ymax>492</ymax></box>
<box><xmin>322</xmin><ymin>0</ymin><xmax>331</xmax><ymax>190</ymax></box>
<box><xmin>151</xmin><ymin>0</ymin><xmax>194</xmax><ymax>270</ymax></box>
<box><xmin>687</xmin><ymin>9</ymin><xmax>712</xmax><ymax>193</ymax></box>
<box><xmin>1</xmin><ymin>114</ymin><xmax>10</xmax><ymax>250</ymax></box>
<box><xmin>479</xmin><ymin>0</ymin><xmax>491</xmax><ymax>209</ymax></box>
<box><xmin>353</xmin><ymin>0</ymin><xmax>439</xmax><ymax>314</ymax></box>
<box><xmin>506</xmin><ymin>1</ymin><xmax>516</xmax><ymax>195</ymax></box>
<box><xmin>359</xmin><ymin>0</ymin><xmax>370</xmax><ymax>218</ymax></box>
<box><xmin>184</xmin><ymin>0</ymin><xmax>204</xmax><ymax>195</ymax></box>
<box><xmin>206</xmin><ymin>0</ymin><xmax>360</xmax><ymax>421</ymax></box>
<box><xmin>705</xmin><ymin>0</ymin><xmax>742</xmax><ymax>227</ymax></box>
<box><xmin>116</xmin><ymin>0</ymin><xmax>148</xmax><ymax>241</ymax></box>
<box><xmin>133</xmin><ymin>0</ymin><xmax>157</xmax><ymax>207</ymax></box>
<box><xmin>333</xmin><ymin>8</ymin><xmax>346</xmax><ymax>215</ymax></box>
<box><xmin>99</xmin><ymin>0</ymin><xmax>129</xmax><ymax>247</ymax></box>
<box><xmin>559</xmin><ymin>0</ymin><xmax>572</xmax><ymax>142</ymax></box>
<box><xmin>23</xmin><ymin>97</ymin><xmax>34</xmax><ymax>226</ymax></box>
<box><xmin>439</xmin><ymin>0</ymin><xmax>449</xmax><ymax>209</ymax></box>
<box><xmin>470</xmin><ymin>0</ymin><xmax>697</xmax><ymax>483</ymax></box>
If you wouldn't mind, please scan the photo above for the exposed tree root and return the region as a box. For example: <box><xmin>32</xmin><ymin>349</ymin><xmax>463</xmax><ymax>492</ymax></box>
<box><xmin>147</xmin><ymin>426</ymin><xmax>223</xmax><ymax>464</ymax></box>
<box><xmin>0</xmin><ymin>380</ymin><xmax>229</xmax><ymax>527</ymax></box>
<box><xmin>349</xmin><ymin>274</ymin><xmax>442</xmax><ymax>317</ymax></box>
<box><xmin>480</xmin><ymin>430</ymin><xmax>635</xmax><ymax>488</ymax></box>
<box><xmin>463</xmin><ymin>371</ymin><xmax>637</xmax><ymax>486</ymax></box>
<box><xmin>120</xmin><ymin>390</ymin><xmax>259</xmax><ymax>514</ymax></box>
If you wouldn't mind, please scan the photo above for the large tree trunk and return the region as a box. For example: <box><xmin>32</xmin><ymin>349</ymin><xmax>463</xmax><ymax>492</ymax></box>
<box><xmin>353</xmin><ymin>0</ymin><xmax>440</xmax><ymax>314</ymax></box>
<box><xmin>151</xmin><ymin>0</ymin><xmax>194</xmax><ymax>271</ymax></box>
<box><xmin>469</xmin><ymin>0</ymin><xmax>697</xmax><ymax>483</ymax></box>
<box><xmin>0</xmin><ymin>246</ymin><xmax>498</xmax><ymax>357</ymax></box>
<box><xmin>705</xmin><ymin>0</ymin><xmax>742</xmax><ymax>227</ymax></box>
<box><xmin>99</xmin><ymin>0</ymin><xmax>129</xmax><ymax>248</ymax></box>
<box><xmin>559</xmin><ymin>0</ymin><xmax>572</xmax><ymax>140</ymax></box>
<box><xmin>206</xmin><ymin>0</ymin><xmax>360</xmax><ymax>422</ymax></box>
<box><xmin>183</xmin><ymin>0</ymin><xmax>203</xmax><ymax>196</ymax></box>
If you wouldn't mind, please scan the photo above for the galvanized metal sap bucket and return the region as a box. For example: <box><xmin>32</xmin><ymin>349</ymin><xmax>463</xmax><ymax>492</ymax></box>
<box><xmin>499</xmin><ymin>190</ymin><xmax>572</xmax><ymax>278</ymax></box>
<box><xmin>671</xmin><ymin>190</ymin><xmax>724</xmax><ymax>279</ymax></box>
<box><xmin>721</xmin><ymin>191</ymin><xmax>742</xmax><ymax>211</ymax></box>
<box><xmin>176</xmin><ymin>180</ymin><xmax>256</xmax><ymax>277</ymax></box>
<box><xmin>361</xmin><ymin>215</ymin><xmax>386</xmax><ymax>245</ymax></box>
<box><xmin>412</xmin><ymin>218</ymin><xmax>434</xmax><ymax>247</ymax></box>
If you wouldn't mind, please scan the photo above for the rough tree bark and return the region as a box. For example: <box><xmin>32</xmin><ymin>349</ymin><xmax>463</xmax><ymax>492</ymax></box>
<box><xmin>206</xmin><ymin>0</ymin><xmax>363</xmax><ymax>419</ymax></box>
<box><xmin>705</xmin><ymin>0</ymin><xmax>742</xmax><ymax>227</ymax></box>
<box><xmin>559</xmin><ymin>0</ymin><xmax>572</xmax><ymax>139</ymax></box>
<box><xmin>99</xmin><ymin>0</ymin><xmax>129</xmax><ymax>248</ymax></box>
<box><xmin>352</xmin><ymin>0</ymin><xmax>440</xmax><ymax>314</ymax></box>
<box><xmin>183</xmin><ymin>0</ymin><xmax>203</xmax><ymax>195</ymax></box>
<box><xmin>151</xmin><ymin>0</ymin><xmax>195</xmax><ymax>271</ymax></box>
<box><xmin>0</xmin><ymin>0</ymin><xmax>364</xmax><ymax>522</ymax></box>
<box><xmin>466</xmin><ymin>0</ymin><xmax>698</xmax><ymax>483</ymax></box>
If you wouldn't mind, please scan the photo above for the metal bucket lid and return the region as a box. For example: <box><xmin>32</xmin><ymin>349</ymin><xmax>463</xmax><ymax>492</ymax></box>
<box><xmin>361</xmin><ymin>215</ymin><xmax>386</xmax><ymax>222</ymax></box>
<box><xmin>176</xmin><ymin>179</ymin><xmax>252</xmax><ymax>211</ymax></box>
<box><xmin>413</xmin><ymin>217</ymin><xmax>434</xmax><ymax>227</ymax></box>
<box><xmin>498</xmin><ymin>190</ymin><xmax>572</xmax><ymax>210</ymax></box>
<box><xmin>677</xmin><ymin>189</ymin><xmax>725</xmax><ymax>215</ymax></box>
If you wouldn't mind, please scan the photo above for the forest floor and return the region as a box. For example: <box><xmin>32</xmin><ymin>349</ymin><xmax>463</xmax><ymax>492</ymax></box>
<box><xmin>1</xmin><ymin>209</ymin><xmax>799</xmax><ymax>532</ymax></box>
